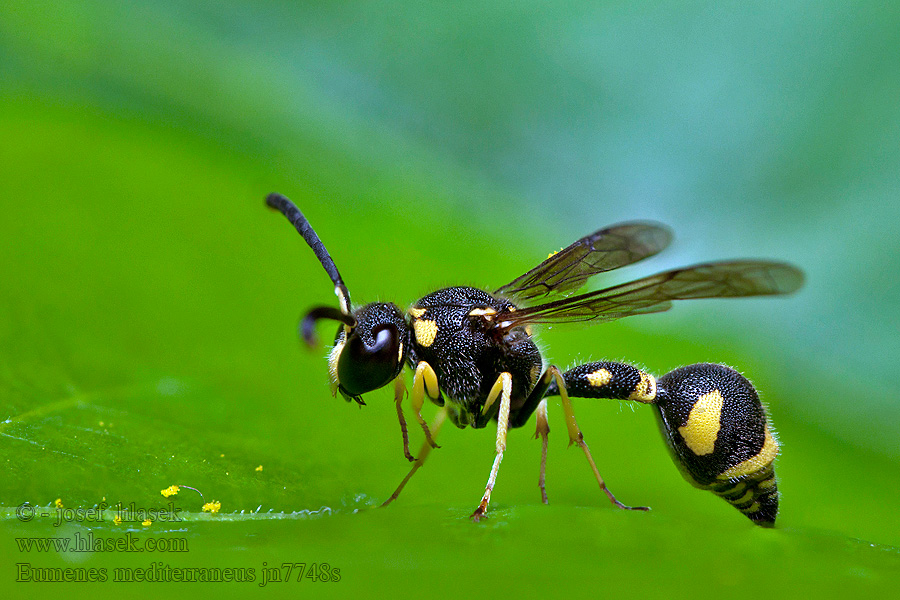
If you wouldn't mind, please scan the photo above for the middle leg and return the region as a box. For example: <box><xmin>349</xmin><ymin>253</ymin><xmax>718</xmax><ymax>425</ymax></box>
<box><xmin>471</xmin><ymin>372</ymin><xmax>513</xmax><ymax>521</ymax></box>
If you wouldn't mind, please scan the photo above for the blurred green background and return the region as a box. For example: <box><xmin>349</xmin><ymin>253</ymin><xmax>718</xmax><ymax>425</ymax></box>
<box><xmin>1</xmin><ymin>1</ymin><xmax>899</xmax><ymax>597</ymax></box>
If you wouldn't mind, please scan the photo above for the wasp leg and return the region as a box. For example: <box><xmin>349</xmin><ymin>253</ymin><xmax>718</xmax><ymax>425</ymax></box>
<box><xmin>412</xmin><ymin>361</ymin><xmax>442</xmax><ymax>449</ymax></box>
<box><xmin>535</xmin><ymin>399</ymin><xmax>550</xmax><ymax>504</ymax></box>
<box><xmin>393</xmin><ymin>375</ymin><xmax>414</xmax><ymax>462</ymax></box>
<box><xmin>471</xmin><ymin>372</ymin><xmax>513</xmax><ymax>521</ymax></box>
<box><xmin>509</xmin><ymin>366</ymin><xmax>562</xmax><ymax>504</ymax></box>
<box><xmin>381</xmin><ymin>407</ymin><xmax>449</xmax><ymax>507</ymax></box>
<box><xmin>545</xmin><ymin>364</ymin><xmax>650</xmax><ymax>511</ymax></box>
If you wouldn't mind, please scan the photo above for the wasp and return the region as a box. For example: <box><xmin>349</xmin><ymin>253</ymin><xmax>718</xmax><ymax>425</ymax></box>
<box><xmin>265</xmin><ymin>193</ymin><xmax>803</xmax><ymax>526</ymax></box>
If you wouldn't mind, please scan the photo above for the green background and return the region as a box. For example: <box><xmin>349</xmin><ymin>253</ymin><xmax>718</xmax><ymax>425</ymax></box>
<box><xmin>2</xmin><ymin>1</ymin><xmax>899</xmax><ymax>597</ymax></box>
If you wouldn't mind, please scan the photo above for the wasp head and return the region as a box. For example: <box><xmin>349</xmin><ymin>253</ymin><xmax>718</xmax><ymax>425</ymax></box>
<box><xmin>266</xmin><ymin>193</ymin><xmax>411</xmax><ymax>403</ymax></box>
<box><xmin>303</xmin><ymin>302</ymin><xmax>409</xmax><ymax>403</ymax></box>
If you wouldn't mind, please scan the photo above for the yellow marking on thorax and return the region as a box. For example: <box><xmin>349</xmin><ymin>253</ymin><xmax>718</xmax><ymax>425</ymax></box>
<box><xmin>414</xmin><ymin>319</ymin><xmax>438</xmax><ymax>347</ymax></box>
<box><xmin>629</xmin><ymin>372</ymin><xmax>657</xmax><ymax>403</ymax></box>
<box><xmin>720</xmin><ymin>426</ymin><xmax>779</xmax><ymax>479</ymax></box>
<box><xmin>408</xmin><ymin>306</ymin><xmax>426</xmax><ymax>318</ymax></box>
<box><xmin>586</xmin><ymin>368</ymin><xmax>612</xmax><ymax>387</ymax></box>
<box><xmin>678</xmin><ymin>389</ymin><xmax>724</xmax><ymax>456</ymax></box>
<box><xmin>469</xmin><ymin>307</ymin><xmax>497</xmax><ymax>318</ymax></box>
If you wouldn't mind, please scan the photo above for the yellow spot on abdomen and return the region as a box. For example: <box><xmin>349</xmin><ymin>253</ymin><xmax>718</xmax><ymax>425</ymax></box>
<box><xmin>757</xmin><ymin>476</ymin><xmax>777</xmax><ymax>490</ymax></box>
<box><xmin>414</xmin><ymin>319</ymin><xmax>438</xmax><ymax>347</ymax></box>
<box><xmin>629</xmin><ymin>372</ymin><xmax>657</xmax><ymax>403</ymax></box>
<box><xmin>586</xmin><ymin>369</ymin><xmax>612</xmax><ymax>387</ymax></box>
<box><xmin>739</xmin><ymin>501</ymin><xmax>761</xmax><ymax>514</ymax></box>
<box><xmin>678</xmin><ymin>389</ymin><xmax>724</xmax><ymax>456</ymax></box>
<box><xmin>732</xmin><ymin>488</ymin><xmax>754</xmax><ymax>505</ymax></box>
<box><xmin>720</xmin><ymin>426</ymin><xmax>779</xmax><ymax>479</ymax></box>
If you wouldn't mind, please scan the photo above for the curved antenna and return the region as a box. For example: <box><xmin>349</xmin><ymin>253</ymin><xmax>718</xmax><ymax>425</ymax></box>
<box><xmin>266</xmin><ymin>193</ymin><xmax>352</xmax><ymax>313</ymax></box>
<box><xmin>300</xmin><ymin>306</ymin><xmax>357</xmax><ymax>347</ymax></box>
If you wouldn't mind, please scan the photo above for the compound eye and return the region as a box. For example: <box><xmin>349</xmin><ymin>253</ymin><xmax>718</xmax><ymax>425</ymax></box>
<box><xmin>337</xmin><ymin>323</ymin><xmax>402</xmax><ymax>396</ymax></box>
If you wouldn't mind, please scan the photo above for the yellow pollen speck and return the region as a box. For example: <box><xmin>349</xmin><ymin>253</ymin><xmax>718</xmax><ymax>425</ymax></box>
<box><xmin>54</xmin><ymin>498</ymin><xmax>63</xmax><ymax>509</ymax></box>
<box><xmin>414</xmin><ymin>319</ymin><xmax>438</xmax><ymax>347</ymax></box>
<box><xmin>678</xmin><ymin>389</ymin><xmax>724</xmax><ymax>455</ymax></box>
<box><xmin>586</xmin><ymin>369</ymin><xmax>612</xmax><ymax>387</ymax></box>
<box><xmin>113</xmin><ymin>515</ymin><xmax>122</xmax><ymax>526</ymax></box>
<box><xmin>142</xmin><ymin>519</ymin><xmax>152</xmax><ymax>527</ymax></box>
<box><xmin>255</xmin><ymin>465</ymin><xmax>263</xmax><ymax>472</ymax></box>
<box><xmin>202</xmin><ymin>501</ymin><xmax>221</xmax><ymax>514</ymax></box>
<box><xmin>161</xmin><ymin>485</ymin><xmax>180</xmax><ymax>498</ymax></box>
<box><xmin>547</xmin><ymin>248</ymin><xmax>562</xmax><ymax>259</ymax></box>
<box><xmin>220</xmin><ymin>453</ymin><xmax>225</xmax><ymax>458</ymax></box>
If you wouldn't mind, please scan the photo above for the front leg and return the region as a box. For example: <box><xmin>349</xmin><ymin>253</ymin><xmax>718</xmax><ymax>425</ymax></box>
<box><xmin>411</xmin><ymin>361</ymin><xmax>442</xmax><ymax>449</ymax></box>
<box><xmin>381</xmin><ymin>407</ymin><xmax>449</xmax><ymax>507</ymax></box>
<box><xmin>392</xmin><ymin>375</ymin><xmax>414</xmax><ymax>461</ymax></box>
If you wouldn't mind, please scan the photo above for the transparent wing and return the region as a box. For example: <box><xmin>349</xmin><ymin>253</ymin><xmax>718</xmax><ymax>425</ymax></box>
<box><xmin>495</xmin><ymin>222</ymin><xmax>672</xmax><ymax>303</ymax></box>
<box><xmin>497</xmin><ymin>260</ymin><xmax>804</xmax><ymax>325</ymax></box>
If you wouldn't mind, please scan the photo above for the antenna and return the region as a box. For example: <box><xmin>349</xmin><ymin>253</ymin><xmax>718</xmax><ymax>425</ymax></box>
<box><xmin>266</xmin><ymin>192</ymin><xmax>352</xmax><ymax>313</ymax></box>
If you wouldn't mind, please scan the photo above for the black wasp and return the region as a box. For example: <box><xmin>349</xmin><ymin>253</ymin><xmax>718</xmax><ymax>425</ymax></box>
<box><xmin>266</xmin><ymin>193</ymin><xmax>803</xmax><ymax>526</ymax></box>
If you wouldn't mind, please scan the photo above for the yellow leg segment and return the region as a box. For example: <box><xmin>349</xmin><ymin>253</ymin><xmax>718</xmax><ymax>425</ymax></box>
<box><xmin>471</xmin><ymin>372</ymin><xmax>513</xmax><ymax>521</ymax></box>
<box><xmin>412</xmin><ymin>361</ymin><xmax>441</xmax><ymax>449</ymax></box>
<box><xmin>549</xmin><ymin>366</ymin><xmax>649</xmax><ymax>512</ymax></box>
<box><xmin>381</xmin><ymin>407</ymin><xmax>449</xmax><ymax>507</ymax></box>
<box><xmin>534</xmin><ymin>398</ymin><xmax>550</xmax><ymax>504</ymax></box>
<box><xmin>481</xmin><ymin>372</ymin><xmax>508</xmax><ymax>415</ymax></box>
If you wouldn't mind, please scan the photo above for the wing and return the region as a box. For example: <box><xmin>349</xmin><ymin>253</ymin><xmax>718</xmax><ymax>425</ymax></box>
<box><xmin>496</xmin><ymin>260</ymin><xmax>804</xmax><ymax>326</ymax></box>
<box><xmin>495</xmin><ymin>222</ymin><xmax>672</xmax><ymax>303</ymax></box>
